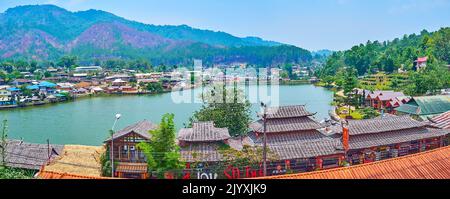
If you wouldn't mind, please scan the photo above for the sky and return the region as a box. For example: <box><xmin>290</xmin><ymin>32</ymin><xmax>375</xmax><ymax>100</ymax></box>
<box><xmin>1</xmin><ymin>0</ymin><xmax>450</xmax><ymax>51</ymax></box>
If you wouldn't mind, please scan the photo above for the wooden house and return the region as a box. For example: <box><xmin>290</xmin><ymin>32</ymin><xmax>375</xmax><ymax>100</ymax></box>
<box><xmin>258</xmin><ymin>146</ymin><xmax>450</xmax><ymax>179</ymax></box>
<box><xmin>249</xmin><ymin>105</ymin><xmax>345</xmax><ymax>175</ymax></box>
<box><xmin>332</xmin><ymin>114</ymin><xmax>449</xmax><ymax>165</ymax></box>
<box><xmin>366</xmin><ymin>91</ymin><xmax>406</xmax><ymax>112</ymax></box>
<box><xmin>104</xmin><ymin>120</ymin><xmax>158</xmax><ymax>179</ymax></box>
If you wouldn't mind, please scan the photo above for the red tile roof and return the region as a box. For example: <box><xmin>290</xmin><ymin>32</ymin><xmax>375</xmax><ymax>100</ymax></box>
<box><xmin>36</xmin><ymin>171</ymin><xmax>114</xmax><ymax>179</ymax></box>
<box><xmin>257</xmin><ymin>146</ymin><xmax>450</xmax><ymax>179</ymax></box>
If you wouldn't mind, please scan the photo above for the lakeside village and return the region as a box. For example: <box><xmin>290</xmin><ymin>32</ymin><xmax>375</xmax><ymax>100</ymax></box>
<box><xmin>0</xmin><ymin>57</ymin><xmax>449</xmax><ymax>179</ymax></box>
<box><xmin>0</xmin><ymin>59</ymin><xmax>316</xmax><ymax>109</ymax></box>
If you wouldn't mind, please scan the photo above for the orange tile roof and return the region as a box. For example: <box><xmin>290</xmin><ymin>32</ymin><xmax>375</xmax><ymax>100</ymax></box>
<box><xmin>36</xmin><ymin>171</ymin><xmax>114</xmax><ymax>179</ymax></box>
<box><xmin>257</xmin><ymin>146</ymin><xmax>450</xmax><ymax>179</ymax></box>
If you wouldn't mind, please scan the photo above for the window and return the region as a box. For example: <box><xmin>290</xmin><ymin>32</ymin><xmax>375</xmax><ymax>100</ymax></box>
<box><xmin>322</xmin><ymin>157</ymin><xmax>339</xmax><ymax>169</ymax></box>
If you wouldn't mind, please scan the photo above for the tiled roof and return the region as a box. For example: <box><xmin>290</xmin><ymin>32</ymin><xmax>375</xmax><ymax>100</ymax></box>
<box><xmin>250</xmin><ymin>117</ymin><xmax>322</xmax><ymax>133</ymax></box>
<box><xmin>428</xmin><ymin>111</ymin><xmax>450</xmax><ymax>129</ymax></box>
<box><xmin>349</xmin><ymin>128</ymin><xmax>449</xmax><ymax>150</ymax></box>
<box><xmin>344</xmin><ymin>115</ymin><xmax>426</xmax><ymax>135</ymax></box>
<box><xmin>257</xmin><ymin>146</ymin><xmax>450</xmax><ymax>179</ymax></box>
<box><xmin>262</xmin><ymin>105</ymin><xmax>315</xmax><ymax>119</ymax></box>
<box><xmin>105</xmin><ymin>120</ymin><xmax>158</xmax><ymax>142</ymax></box>
<box><xmin>249</xmin><ymin>130</ymin><xmax>344</xmax><ymax>160</ymax></box>
<box><xmin>268</xmin><ymin>139</ymin><xmax>344</xmax><ymax>160</ymax></box>
<box><xmin>178</xmin><ymin>121</ymin><xmax>230</xmax><ymax>142</ymax></box>
<box><xmin>396</xmin><ymin>95</ymin><xmax>450</xmax><ymax>116</ymax></box>
<box><xmin>36</xmin><ymin>170</ymin><xmax>114</xmax><ymax>179</ymax></box>
<box><xmin>180</xmin><ymin>143</ymin><xmax>223</xmax><ymax>163</ymax></box>
<box><xmin>1</xmin><ymin>140</ymin><xmax>64</xmax><ymax>170</ymax></box>
<box><xmin>250</xmin><ymin>131</ymin><xmax>328</xmax><ymax>145</ymax></box>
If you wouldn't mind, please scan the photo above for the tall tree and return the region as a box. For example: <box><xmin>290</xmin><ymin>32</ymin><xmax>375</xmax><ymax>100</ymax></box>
<box><xmin>189</xmin><ymin>84</ymin><xmax>251</xmax><ymax>137</ymax></box>
<box><xmin>137</xmin><ymin>113</ymin><xmax>184</xmax><ymax>179</ymax></box>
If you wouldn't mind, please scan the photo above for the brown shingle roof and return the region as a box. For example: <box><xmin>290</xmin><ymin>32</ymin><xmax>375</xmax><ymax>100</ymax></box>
<box><xmin>349</xmin><ymin>128</ymin><xmax>449</xmax><ymax>150</ymax></box>
<box><xmin>178</xmin><ymin>121</ymin><xmax>230</xmax><ymax>142</ymax></box>
<box><xmin>345</xmin><ymin>115</ymin><xmax>426</xmax><ymax>135</ymax></box>
<box><xmin>104</xmin><ymin>120</ymin><xmax>158</xmax><ymax>142</ymax></box>
<box><xmin>257</xmin><ymin>146</ymin><xmax>450</xmax><ymax>179</ymax></box>
<box><xmin>249</xmin><ymin>130</ymin><xmax>343</xmax><ymax>160</ymax></box>
<box><xmin>263</xmin><ymin>105</ymin><xmax>315</xmax><ymax>119</ymax></box>
<box><xmin>250</xmin><ymin>117</ymin><xmax>322</xmax><ymax>133</ymax></box>
<box><xmin>1</xmin><ymin>140</ymin><xmax>64</xmax><ymax>170</ymax></box>
<box><xmin>268</xmin><ymin>139</ymin><xmax>344</xmax><ymax>160</ymax></box>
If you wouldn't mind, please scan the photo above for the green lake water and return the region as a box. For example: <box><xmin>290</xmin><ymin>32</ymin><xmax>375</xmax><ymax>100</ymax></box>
<box><xmin>0</xmin><ymin>84</ymin><xmax>333</xmax><ymax>146</ymax></box>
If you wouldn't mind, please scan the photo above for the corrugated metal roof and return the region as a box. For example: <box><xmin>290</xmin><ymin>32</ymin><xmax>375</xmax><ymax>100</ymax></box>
<box><xmin>397</xmin><ymin>95</ymin><xmax>450</xmax><ymax>116</ymax></box>
<box><xmin>257</xmin><ymin>146</ymin><xmax>450</xmax><ymax>179</ymax></box>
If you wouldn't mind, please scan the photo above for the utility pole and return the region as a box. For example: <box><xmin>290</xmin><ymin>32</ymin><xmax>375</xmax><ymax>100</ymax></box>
<box><xmin>111</xmin><ymin>114</ymin><xmax>121</xmax><ymax>178</ymax></box>
<box><xmin>261</xmin><ymin>102</ymin><xmax>268</xmax><ymax>176</ymax></box>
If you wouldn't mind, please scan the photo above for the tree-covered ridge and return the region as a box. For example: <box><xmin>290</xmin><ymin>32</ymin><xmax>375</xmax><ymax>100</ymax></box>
<box><xmin>0</xmin><ymin>5</ymin><xmax>310</xmax><ymax>66</ymax></box>
<box><xmin>317</xmin><ymin>28</ymin><xmax>450</xmax><ymax>96</ymax></box>
<box><xmin>319</xmin><ymin>28</ymin><xmax>450</xmax><ymax>77</ymax></box>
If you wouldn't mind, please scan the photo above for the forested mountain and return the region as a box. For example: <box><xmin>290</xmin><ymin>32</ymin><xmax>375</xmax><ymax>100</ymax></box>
<box><xmin>319</xmin><ymin>28</ymin><xmax>450</xmax><ymax>76</ymax></box>
<box><xmin>0</xmin><ymin>5</ymin><xmax>311</xmax><ymax>66</ymax></box>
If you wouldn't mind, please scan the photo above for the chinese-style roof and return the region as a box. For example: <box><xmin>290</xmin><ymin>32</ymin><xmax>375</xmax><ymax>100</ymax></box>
<box><xmin>396</xmin><ymin>95</ymin><xmax>450</xmax><ymax>116</ymax></box>
<box><xmin>262</xmin><ymin>105</ymin><xmax>315</xmax><ymax>119</ymax></box>
<box><xmin>268</xmin><ymin>139</ymin><xmax>344</xmax><ymax>160</ymax></box>
<box><xmin>343</xmin><ymin>115</ymin><xmax>426</xmax><ymax>136</ymax></box>
<box><xmin>180</xmin><ymin>143</ymin><xmax>223</xmax><ymax>163</ymax></box>
<box><xmin>250</xmin><ymin>130</ymin><xmax>329</xmax><ymax>145</ymax></box>
<box><xmin>36</xmin><ymin>170</ymin><xmax>114</xmax><ymax>179</ymax></box>
<box><xmin>115</xmin><ymin>163</ymin><xmax>148</xmax><ymax>174</ymax></box>
<box><xmin>428</xmin><ymin>111</ymin><xmax>450</xmax><ymax>129</ymax></box>
<box><xmin>178</xmin><ymin>121</ymin><xmax>230</xmax><ymax>142</ymax></box>
<box><xmin>104</xmin><ymin>120</ymin><xmax>158</xmax><ymax>142</ymax></box>
<box><xmin>1</xmin><ymin>140</ymin><xmax>64</xmax><ymax>170</ymax></box>
<box><xmin>249</xmin><ymin>131</ymin><xmax>343</xmax><ymax>160</ymax></box>
<box><xmin>250</xmin><ymin>117</ymin><xmax>322</xmax><ymax>133</ymax></box>
<box><xmin>257</xmin><ymin>146</ymin><xmax>450</xmax><ymax>179</ymax></box>
<box><xmin>349</xmin><ymin>128</ymin><xmax>449</xmax><ymax>150</ymax></box>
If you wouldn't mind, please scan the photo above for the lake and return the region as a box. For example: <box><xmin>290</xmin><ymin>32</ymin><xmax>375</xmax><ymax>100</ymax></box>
<box><xmin>0</xmin><ymin>84</ymin><xmax>333</xmax><ymax>146</ymax></box>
